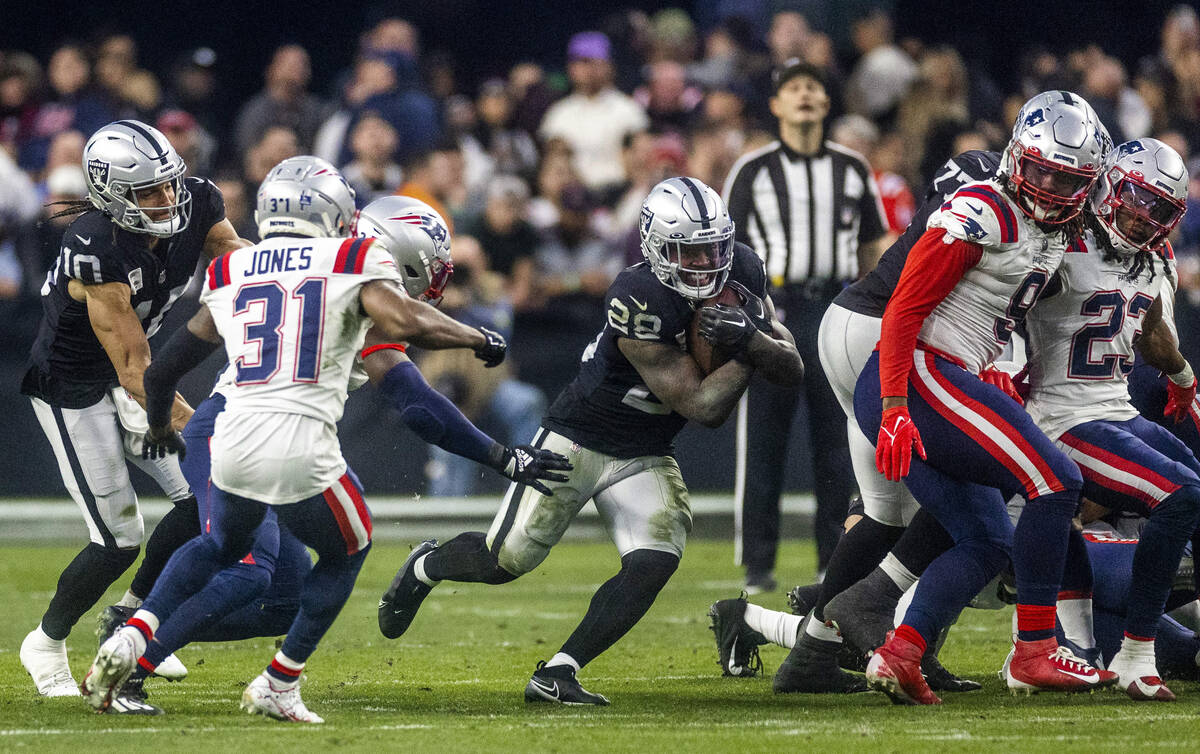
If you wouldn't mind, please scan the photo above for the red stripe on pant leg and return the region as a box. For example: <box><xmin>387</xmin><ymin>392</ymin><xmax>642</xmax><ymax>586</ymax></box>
<box><xmin>323</xmin><ymin>488</ymin><xmax>358</xmax><ymax>555</ymax></box>
<box><xmin>920</xmin><ymin>352</ymin><xmax>1065</xmax><ymax>495</ymax></box>
<box><xmin>912</xmin><ymin>356</ymin><xmax>1042</xmax><ymax>497</ymax></box>
<box><xmin>1058</xmin><ymin>433</ymin><xmax>1180</xmax><ymax>507</ymax></box>
<box><xmin>339</xmin><ymin>474</ymin><xmax>372</xmax><ymax>541</ymax></box>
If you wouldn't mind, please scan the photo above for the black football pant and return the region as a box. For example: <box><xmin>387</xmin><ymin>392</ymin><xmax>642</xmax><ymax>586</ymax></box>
<box><xmin>736</xmin><ymin>283</ymin><xmax>853</xmax><ymax>574</ymax></box>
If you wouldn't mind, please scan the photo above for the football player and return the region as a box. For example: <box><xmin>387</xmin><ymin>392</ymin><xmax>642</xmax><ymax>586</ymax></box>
<box><xmin>857</xmin><ymin>91</ymin><xmax>1113</xmax><ymax>704</ymax></box>
<box><xmin>19</xmin><ymin>120</ymin><xmax>247</xmax><ymax>699</ymax></box>
<box><xmin>1018</xmin><ymin>138</ymin><xmax>1198</xmax><ymax>700</ymax></box>
<box><xmin>376</xmin><ymin>176</ymin><xmax>804</xmax><ymax>705</ymax></box>
<box><xmin>99</xmin><ymin>182</ymin><xmax>569</xmax><ymax>713</ymax></box>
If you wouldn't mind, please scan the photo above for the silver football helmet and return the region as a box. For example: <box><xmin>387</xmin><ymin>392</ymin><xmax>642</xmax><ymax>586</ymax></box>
<box><xmin>83</xmin><ymin>120</ymin><xmax>191</xmax><ymax>237</ymax></box>
<box><xmin>999</xmin><ymin>91</ymin><xmax>1109</xmax><ymax>224</ymax></box>
<box><xmin>352</xmin><ymin>196</ymin><xmax>454</xmax><ymax>306</ymax></box>
<box><xmin>1091</xmin><ymin>138</ymin><xmax>1188</xmax><ymax>256</ymax></box>
<box><xmin>639</xmin><ymin>177</ymin><xmax>735</xmax><ymax>300</ymax></box>
<box><xmin>255</xmin><ymin>156</ymin><xmax>357</xmax><ymax>239</ymax></box>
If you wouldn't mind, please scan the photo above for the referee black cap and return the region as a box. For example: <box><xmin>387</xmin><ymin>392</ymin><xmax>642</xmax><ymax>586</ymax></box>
<box><xmin>772</xmin><ymin>58</ymin><xmax>826</xmax><ymax>94</ymax></box>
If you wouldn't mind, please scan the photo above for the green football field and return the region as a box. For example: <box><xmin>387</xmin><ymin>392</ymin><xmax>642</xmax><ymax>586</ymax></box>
<box><xmin>1</xmin><ymin>540</ymin><xmax>1197</xmax><ymax>752</ymax></box>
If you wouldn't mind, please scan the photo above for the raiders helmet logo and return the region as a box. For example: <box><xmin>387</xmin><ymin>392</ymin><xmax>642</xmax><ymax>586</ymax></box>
<box><xmin>87</xmin><ymin>158</ymin><xmax>111</xmax><ymax>187</ymax></box>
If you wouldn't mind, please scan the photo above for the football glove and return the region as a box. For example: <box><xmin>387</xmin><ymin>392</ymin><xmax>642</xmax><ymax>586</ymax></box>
<box><xmin>724</xmin><ymin>280</ymin><xmax>773</xmax><ymax>334</ymax></box>
<box><xmin>473</xmin><ymin>326</ymin><xmax>507</xmax><ymax>368</ymax></box>
<box><xmin>979</xmin><ymin>366</ymin><xmax>1023</xmax><ymax>406</ymax></box>
<box><xmin>875</xmin><ymin>405</ymin><xmax>925</xmax><ymax>481</ymax></box>
<box><xmin>1165</xmin><ymin>370</ymin><xmax>1197</xmax><ymax>425</ymax></box>
<box><xmin>495</xmin><ymin>444</ymin><xmax>573</xmax><ymax>496</ymax></box>
<box><xmin>698</xmin><ymin>304</ymin><xmax>758</xmax><ymax>353</ymax></box>
<box><xmin>142</xmin><ymin>426</ymin><xmax>187</xmax><ymax>461</ymax></box>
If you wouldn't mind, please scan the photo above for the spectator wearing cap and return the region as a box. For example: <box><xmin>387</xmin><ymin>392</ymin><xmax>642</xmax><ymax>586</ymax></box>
<box><xmin>157</xmin><ymin>109</ymin><xmax>216</xmax><ymax>177</ymax></box>
<box><xmin>165</xmin><ymin>48</ymin><xmax>221</xmax><ymax>138</ymax></box>
<box><xmin>723</xmin><ymin>59</ymin><xmax>891</xmax><ymax>589</ymax></box>
<box><xmin>234</xmin><ymin>44</ymin><xmax>330</xmax><ymax>156</ymax></box>
<box><xmin>342</xmin><ymin>112</ymin><xmax>402</xmax><ymax>208</ymax></box>
<box><xmin>530</xmin><ymin>182</ymin><xmax>619</xmax><ymax>316</ymax></box>
<box><xmin>471</xmin><ymin>79</ymin><xmax>539</xmax><ymax>180</ymax></box>
<box><xmin>539</xmin><ymin>32</ymin><xmax>649</xmax><ymax>194</ymax></box>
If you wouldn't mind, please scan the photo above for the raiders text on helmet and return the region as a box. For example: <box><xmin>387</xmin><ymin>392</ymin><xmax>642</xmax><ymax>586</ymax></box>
<box><xmin>83</xmin><ymin>120</ymin><xmax>192</xmax><ymax>237</ymax></box>
<box><xmin>639</xmin><ymin>176</ymin><xmax>735</xmax><ymax>300</ymax></box>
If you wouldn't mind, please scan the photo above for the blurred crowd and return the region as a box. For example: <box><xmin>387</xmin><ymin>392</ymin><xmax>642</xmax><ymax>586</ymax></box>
<box><xmin>4</xmin><ymin>3</ymin><xmax>1200</xmax><ymax>489</ymax></box>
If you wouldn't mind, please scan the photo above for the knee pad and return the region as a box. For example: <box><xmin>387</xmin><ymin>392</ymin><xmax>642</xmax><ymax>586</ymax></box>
<box><xmin>620</xmin><ymin>549</ymin><xmax>679</xmax><ymax>592</ymax></box>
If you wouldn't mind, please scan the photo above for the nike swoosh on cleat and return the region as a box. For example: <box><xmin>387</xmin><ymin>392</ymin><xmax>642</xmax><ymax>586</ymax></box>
<box><xmin>529</xmin><ymin>677</ymin><xmax>559</xmax><ymax>700</ymax></box>
<box><xmin>1057</xmin><ymin>669</ymin><xmax>1099</xmax><ymax>682</ymax></box>
<box><xmin>728</xmin><ymin>637</ymin><xmax>742</xmax><ymax>675</ymax></box>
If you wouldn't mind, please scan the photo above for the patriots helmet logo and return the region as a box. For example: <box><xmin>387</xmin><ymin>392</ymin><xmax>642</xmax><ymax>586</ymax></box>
<box><xmin>1023</xmin><ymin>108</ymin><xmax>1045</xmax><ymax>127</ymax></box>
<box><xmin>960</xmin><ymin>216</ymin><xmax>988</xmax><ymax>241</ymax></box>
<box><xmin>1118</xmin><ymin>140</ymin><xmax>1145</xmax><ymax>156</ymax></box>
<box><xmin>298</xmin><ymin>190</ymin><xmax>313</xmax><ymax>210</ymax></box>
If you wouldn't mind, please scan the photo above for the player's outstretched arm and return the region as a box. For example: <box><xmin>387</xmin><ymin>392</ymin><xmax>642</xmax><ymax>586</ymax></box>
<box><xmin>79</xmin><ymin>279</ymin><xmax>194</xmax><ymax>427</ymax></box>
<box><xmin>360</xmin><ymin>341</ymin><xmax>571</xmax><ymax>494</ymax></box>
<box><xmin>142</xmin><ymin>305</ymin><xmax>222</xmax><ymax>454</ymax></box>
<box><xmin>619</xmin><ymin>338</ymin><xmax>752</xmax><ymax>428</ymax></box>
<box><xmin>361</xmin><ymin>279</ymin><xmax>503</xmax><ymax>365</ymax></box>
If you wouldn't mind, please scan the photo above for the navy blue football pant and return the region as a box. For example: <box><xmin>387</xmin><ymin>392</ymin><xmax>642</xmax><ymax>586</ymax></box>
<box><xmin>856</xmin><ymin>349</ymin><xmax>1082</xmax><ymax>643</ymax></box>
<box><xmin>1057</xmin><ymin>417</ymin><xmax>1200</xmax><ymax>639</ymax></box>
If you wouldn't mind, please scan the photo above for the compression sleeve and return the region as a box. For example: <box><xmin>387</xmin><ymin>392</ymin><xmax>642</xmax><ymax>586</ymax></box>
<box><xmin>144</xmin><ymin>326</ymin><xmax>222</xmax><ymax>428</ymax></box>
<box><xmin>378</xmin><ymin>361</ymin><xmax>502</xmax><ymax>466</ymax></box>
<box><xmin>878</xmin><ymin>230</ymin><xmax>983</xmax><ymax>398</ymax></box>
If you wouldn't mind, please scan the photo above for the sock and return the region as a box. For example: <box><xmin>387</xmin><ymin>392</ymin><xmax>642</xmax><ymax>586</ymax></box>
<box><xmin>413</xmin><ymin>553</ymin><xmax>439</xmax><ymax>587</ymax></box>
<box><xmin>900</xmin><ymin>539</ymin><xmax>1007</xmax><ymax>646</ymax></box>
<box><xmin>558</xmin><ymin>549</ymin><xmax>678</xmax><ymax>669</ymax></box>
<box><xmin>803</xmin><ymin>609</ymin><xmax>842</xmax><ymax>643</ymax></box>
<box><xmin>41</xmin><ymin>543</ymin><xmax>140</xmax><ymax>640</ymax></box>
<box><xmin>1056</xmin><ymin>596</ymin><xmax>1096</xmax><ymax>651</ymax></box>
<box><xmin>894</xmin><ymin>623</ymin><xmax>927</xmax><ymax>653</ymax></box>
<box><xmin>879</xmin><ymin>554</ymin><xmax>918</xmax><ymax>593</ymax></box>
<box><xmin>813</xmin><ymin>516</ymin><xmax>904</xmax><ymax>620</ymax></box>
<box><xmin>1012</xmin><ymin>492</ymin><xmax>1077</xmax><ymax>636</ymax></box>
<box><xmin>1125</xmin><ymin>487</ymin><xmax>1200</xmax><ymax>639</ymax></box>
<box><xmin>128</xmin><ymin>495</ymin><xmax>200</xmax><ymax>599</ymax></box>
<box><xmin>118</xmin><ymin>590</ymin><xmax>143</xmax><ymax>609</ymax></box>
<box><xmin>543</xmin><ymin>652</ymin><xmax>580</xmax><ymax>673</ymax></box>
<box><xmin>744</xmin><ymin>603</ymin><xmax>803</xmax><ymax>649</ymax></box>
<box><xmin>117</xmin><ymin>624</ymin><xmax>148</xmax><ymax>656</ymax></box>
<box><xmin>278</xmin><ymin>546</ymin><xmax>370</xmax><ymax>666</ymax></box>
<box><xmin>31</xmin><ymin>623</ymin><xmax>64</xmax><ymax>648</ymax></box>
<box><xmin>891</xmin><ymin>508</ymin><xmax>955</xmax><ymax>577</ymax></box>
<box><xmin>1116</xmin><ymin>633</ymin><xmax>1157</xmax><ymax>675</ymax></box>
<box><xmin>422</xmin><ymin>532</ymin><xmax>517</xmax><ymax>584</ymax></box>
<box><xmin>266</xmin><ymin>650</ymin><xmax>303</xmax><ymax>687</ymax></box>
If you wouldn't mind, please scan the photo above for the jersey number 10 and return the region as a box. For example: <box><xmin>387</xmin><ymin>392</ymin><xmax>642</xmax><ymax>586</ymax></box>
<box><xmin>234</xmin><ymin>279</ymin><xmax>326</xmax><ymax>384</ymax></box>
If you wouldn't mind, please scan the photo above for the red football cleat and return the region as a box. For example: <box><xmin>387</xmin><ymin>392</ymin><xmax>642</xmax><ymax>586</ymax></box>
<box><xmin>1108</xmin><ymin>646</ymin><xmax>1176</xmax><ymax>702</ymax></box>
<box><xmin>1006</xmin><ymin>638</ymin><xmax>1118</xmax><ymax>694</ymax></box>
<box><xmin>865</xmin><ymin>630</ymin><xmax>942</xmax><ymax>705</ymax></box>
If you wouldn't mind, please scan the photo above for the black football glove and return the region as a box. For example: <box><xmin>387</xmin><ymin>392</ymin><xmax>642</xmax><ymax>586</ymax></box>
<box><xmin>142</xmin><ymin>425</ymin><xmax>187</xmax><ymax>461</ymax></box>
<box><xmin>698</xmin><ymin>304</ymin><xmax>758</xmax><ymax>353</ymax></box>
<box><xmin>494</xmin><ymin>444</ymin><xmax>573</xmax><ymax>496</ymax></box>
<box><xmin>473</xmin><ymin>326</ymin><xmax>507</xmax><ymax>368</ymax></box>
<box><xmin>724</xmin><ymin>280</ymin><xmax>773</xmax><ymax>334</ymax></box>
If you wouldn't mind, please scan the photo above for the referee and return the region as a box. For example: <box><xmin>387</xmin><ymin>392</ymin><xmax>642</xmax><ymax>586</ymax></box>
<box><xmin>722</xmin><ymin>59</ymin><xmax>891</xmax><ymax>591</ymax></box>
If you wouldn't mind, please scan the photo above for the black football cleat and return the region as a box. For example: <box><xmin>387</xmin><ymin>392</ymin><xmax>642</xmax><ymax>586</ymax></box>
<box><xmin>524</xmin><ymin>661</ymin><xmax>610</xmax><ymax>706</ymax></box>
<box><xmin>708</xmin><ymin>597</ymin><xmax>767</xmax><ymax>677</ymax></box>
<box><xmin>774</xmin><ymin>622</ymin><xmax>870</xmax><ymax>694</ymax></box>
<box><xmin>378</xmin><ymin>539</ymin><xmax>439</xmax><ymax>639</ymax></box>
<box><xmin>105</xmin><ymin>674</ymin><xmax>163</xmax><ymax>715</ymax></box>
<box><xmin>96</xmin><ymin>605</ymin><xmax>136</xmax><ymax>645</ymax></box>
<box><xmin>786</xmin><ymin>583</ymin><xmax>822</xmax><ymax>616</ymax></box>
<box><xmin>822</xmin><ymin>570</ymin><xmax>902</xmax><ymax>655</ymax></box>
<box><xmin>921</xmin><ymin>652</ymin><xmax>982</xmax><ymax>692</ymax></box>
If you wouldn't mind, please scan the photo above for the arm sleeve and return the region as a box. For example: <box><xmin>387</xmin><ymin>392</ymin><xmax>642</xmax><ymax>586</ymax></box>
<box><xmin>878</xmin><ymin>231</ymin><xmax>983</xmax><ymax>397</ymax></box>
<box><xmin>143</xmin><ymin>326</ymin><xmax>221</xmax><ymax>428</ymax></box>
<box><xmin>378</xmin><ymin>361</ymin><xmax>502</xmax><ymax>466</ymax></box>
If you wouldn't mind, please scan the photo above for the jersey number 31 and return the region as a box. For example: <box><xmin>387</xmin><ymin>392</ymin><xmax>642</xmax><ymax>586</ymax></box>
<box><xmin>234</xmin><ymin>279</ymin><xmax>326</xmax><ymax>384</ymax></box>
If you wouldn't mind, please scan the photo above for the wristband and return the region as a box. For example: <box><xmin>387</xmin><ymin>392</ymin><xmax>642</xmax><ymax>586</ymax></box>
<box><xmin>1168</xmin><ymin>361</ymin><xmax>1194</xmax><ymax>386</ymax></box>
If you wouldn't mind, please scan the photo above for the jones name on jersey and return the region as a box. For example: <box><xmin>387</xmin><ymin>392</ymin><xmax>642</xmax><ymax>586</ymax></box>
<box><xmin>542</xmin><ymin>242</ymin><xmax>766</xmax><ymax>458</ymax></box>
<box><xmin>22</xmin><ymin>177</ymin><xmax>225</xmax><ymax>407</ymax></box>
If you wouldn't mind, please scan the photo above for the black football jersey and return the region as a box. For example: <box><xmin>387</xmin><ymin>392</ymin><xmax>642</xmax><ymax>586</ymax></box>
<box><xmin>21</xmin><ymin>177</ymin><xmax>225</xmax><ymax>408</ymax></box>
<box><xmin>834</xmin><ymin>150</ymin><xmax>1001</xmax><ymax>317</ymax></box>
<box><xmin>543</xmin><ymin>242</ymin><xmax>767</xmax><ymax>458</ymax></box>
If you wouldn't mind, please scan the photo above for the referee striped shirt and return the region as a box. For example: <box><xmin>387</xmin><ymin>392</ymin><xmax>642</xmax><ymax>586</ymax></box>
<box><xmin>722</xmin><ymin>140</ymin><xmax>888</xmax><ymax>287</ymax></box>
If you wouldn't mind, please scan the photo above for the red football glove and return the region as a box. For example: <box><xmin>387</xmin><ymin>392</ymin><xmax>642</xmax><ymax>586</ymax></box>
<box><xmin>1165</xmin><ymin>376</ymin><xmax>1197</xmax><ymax>425</ymax></box>
<box><xmin>980</xmin><ymin>366</ymin><xmax>1024</xmax><ymax>406</ymax></box>
<box><xmin>876</xmin><ymin>405</ymin><xmax>926</xmax><ymax>481</ymax></box>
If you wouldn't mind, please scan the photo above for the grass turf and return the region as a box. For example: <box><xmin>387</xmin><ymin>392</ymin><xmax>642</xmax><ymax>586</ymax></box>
<box><xmin>1</xmin><ymin>539</ymin><xmax>1197</xmax><ymax>752</ymax></box>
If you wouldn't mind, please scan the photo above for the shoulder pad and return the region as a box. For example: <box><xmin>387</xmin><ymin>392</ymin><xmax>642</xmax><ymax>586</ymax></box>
<box><xmin>730</xmin><ymin>242</ymin><xmax>768</xmax><ymax>297</ymax></box>
<box><xmin>928</xmin><ymin>182</ymin><xmax>1018</xmax><ymax>246</ymax></box>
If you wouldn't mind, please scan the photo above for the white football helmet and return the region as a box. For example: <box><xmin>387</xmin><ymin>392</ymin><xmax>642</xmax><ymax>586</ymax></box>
<box><xmin>639</xmin><ymin>176</ymin><xmax>735</xmax><ymax>300</ymax></box>
<box><xmin>999</xmin><ymin>91</ymin><xmax>1109</xmax><ymax>224</ymax></box>
<box><xmin>353</xmin><ymin>195</ymin><xmax>453</xmax><ymax>305</ymax></box>
<box><xmin>1091</xmin><ymin>138</ymin><xmax>1188</xmax><ymax>256</ymax></box>
<box><xmin>83</xmin><ymin>120</ymin><xmax>191</xmax><ymax>237</ymax></box>
<box><xmin>255</xmin><ymin>156</ymin><xmax>357</xmax><ymax>239</ymax></box>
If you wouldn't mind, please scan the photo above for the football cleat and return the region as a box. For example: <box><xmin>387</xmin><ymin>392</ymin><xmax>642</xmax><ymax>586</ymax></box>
<box><xmin>241</xmin><ymin>673</ymin><xmax>324</xmax><ymax>723</ymax></box>
<box><xmin>1005</xmin><ymin>638</ymin><xmax>1118</xmax><ymax>694</ymax></box>
<box><xmin>708</xmin><ymin>597</ymin><xmax>767</xmax><ymax>677</ymax></box>
<box><xmin>786</xmin><ymin>583</ymin><xmax>821</xmax><ymax>616</ymax></box>
<box><xmin>378</xmin><ymin>539</ymin><xmax>439</xmax><ymax>639</ymax></box>
<box><xmin>773</xmin><ymin>619</ymin><xmax>870</xmax><ymax>694</ymax></box>
<box><xmin>20</xmin><ymin>627</ymin><xmax>79</xmax><ymax>697</ymax></box>
<box><xmin>866</xmin><ymin>630</ymin><xmax>942</xmax><ymax>705</ymax></box>
<box><xmin>81</xmin><ymin>630</ymin><xmax>140</xmax><ymax>712</ymax></box>
<box><xmin>921</xmin><ymin>652</ymin><xmax>981</xmax><ymax>692</ymax></box>
<box><xmin>104</xmin><ymin>676</ymin><xmax>163</xmax><ymax>715</ymax></box>
<box><xmin>97</xmin><ymin>605</ymin><xmax>187</xmax><ymax>681</ymax></box>
<box><xmin>822</xmin><ymin>573</ymin><xmax>898</xmax><ymax>654</ymax></box>
<box><xmin>1108</xmin><ymin>647</ymin><xmax>1176</xmax><ymax>701</ymax></box>
<box><xmin>524</xmin><ymin>661</ymin><xmax>610</xmax><ymax>706</ymax></box>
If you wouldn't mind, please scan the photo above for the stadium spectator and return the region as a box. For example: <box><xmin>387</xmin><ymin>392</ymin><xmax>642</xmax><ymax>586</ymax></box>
<box><xmin>157</xmin><ymin>109</ymin><xmax>216</xmax><ymax>178</ymax></box>
<box><xmin>342</xmin><ymin>112</ymin><xmax>402</xmax><ymax>208</ymax></box>
<box><xmin>463</xmin><ymin>174</ymin><xmax>538</xmax><ymax>284</ymax></box>
<box><xmin>164</xmin><ymin>48</ymin><xmax>221</xmax><ymax>138</ymax></box>
<box><xmin>845</xmin><ymin>9</ymin><xmax>917</xmax><ymax>122</ymax></box>
<box><xmin>530</xmin><ymin>182</ymin><xmax>619</xmax><ymax>316</ymax></box>
<box><xmin>94</xmin><ymin>34</ymin><xmax>161</xmax><ymax>119</ymax></box>
<box><xmin>241</xmin><ymin>125</ymin><xmax>300</xmax><ymax>199</ymax></box>
<box><xmin>233</xmin><ymin>45</ymin><xmax>328</xmax><ymax>155</ymax></box>
<box><xmin>831</xmin><ymin>115</ymin><xmax>915</xmax><ymax>236</ymax></box>
<box><xmin>470</xmin><ymin>79</ymin><xmax>540</xmax><ymax>182</ymax></box>
<box><xmin>895</xmin><ymin>47</ymin><xmax>969</xmax><ymax>183</ymax></box>
<box><xmin>396</xmin><ymin>142</ymin><xmax>462</xmax><ymax>229</ymax></box>
<box><xmin>633</xmin><ymin>60</ymin><xmax>703</xmax><ymax>134</ymax></box>
<box><xmin>213</xmin><ymin>174</ymin><xmax>255</xmax><ymax>241</ymax></box>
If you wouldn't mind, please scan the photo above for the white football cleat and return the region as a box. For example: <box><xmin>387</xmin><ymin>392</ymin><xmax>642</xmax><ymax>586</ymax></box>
<box><xmin>80</xmin><ymin>630</ymin><xmax>139</xmax><ymax>712</ymax></box>
<box><xmin>241</xmin><ymin>674</ymin><xmax>324</xmax><ymax>723</ymax></box>
<box><xmin>1108</xmin><ymin>646</ymin><xmax>1175</xmax><ymax>701</ymax></box>
<box><xmin>20</xmin><ymin>626</ymin><xmax>79</xmax><ymax>697</ymax></box>
<box><xmin>153</xmin><ymin>652</ymin><xmax>188</xmax><ymax>681</ymax></box>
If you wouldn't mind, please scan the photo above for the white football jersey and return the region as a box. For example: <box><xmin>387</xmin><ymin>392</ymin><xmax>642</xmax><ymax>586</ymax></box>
<box><xmin>918</xmin><ymin>179</ymin><xmax>1068</xmax><ymax>373</ymax></box>
<box><xmin>1024</xmin><ymin>231</ymin><xmax>1175</xmax><ymax>440</ymax></box>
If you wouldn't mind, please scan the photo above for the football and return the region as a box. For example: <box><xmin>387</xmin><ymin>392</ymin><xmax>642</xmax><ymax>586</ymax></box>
<box><xmin>687</xmin><ymin>285</ymin><xmax>742</xmax><ymax>374</ymax></box>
